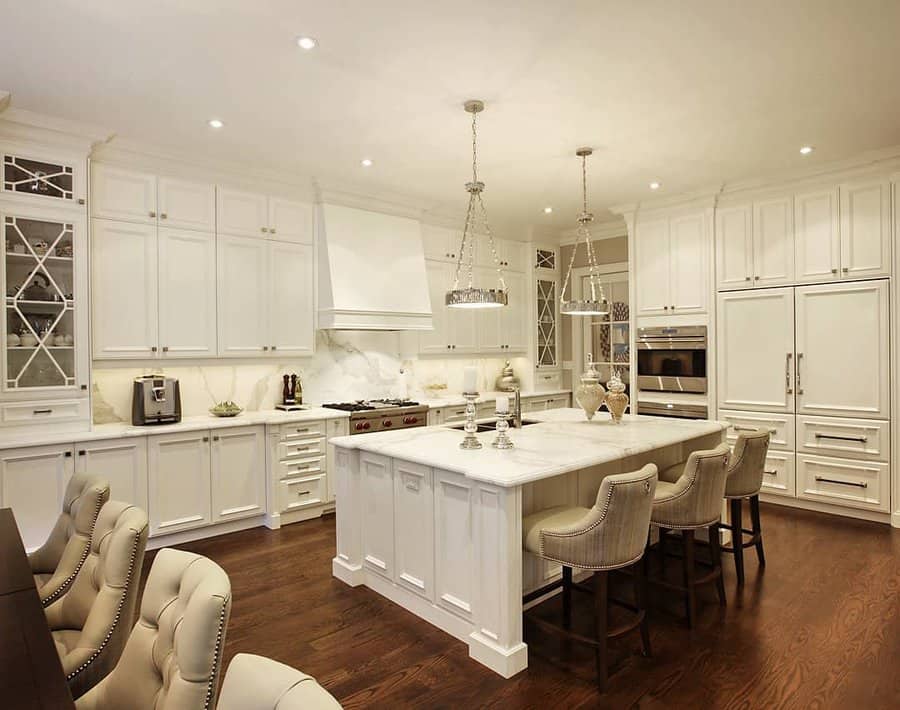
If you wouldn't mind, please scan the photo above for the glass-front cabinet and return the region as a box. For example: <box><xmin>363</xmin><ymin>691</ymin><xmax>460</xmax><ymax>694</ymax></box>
<box><xmin>581</xmin><ymin>269</ymin><xmax>631</xmax><ymax>398</ymax></box>
<box><xmin>1</xmin><ymin>148</ymin><xmax>85</xmax><ymax>208</ymax></box>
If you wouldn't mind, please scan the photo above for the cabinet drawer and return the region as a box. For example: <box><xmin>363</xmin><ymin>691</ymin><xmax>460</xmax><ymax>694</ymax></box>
<box><xmin>276</xmin><ymin>420</ymin><xmax>327</xmax><ymax>441</ymax></box>
<box><xmin>276</xmin><ymin>455</ymin><xmax>325</xmax><ymax>481</ymax></box>
<box><xmin>278</xmin><ymin>473</ymin><xmax>326</xmax><ymax>513</ymax></box>
<box><xmin>718</xmin><ymin>410</ymin><xmax>794</xmax><ymax>450</ymax></box>
<box><xmin>0</xmin><ymin>399</ymin><xmax>88</xmax><ymax>425</ymax></box>
<box><xmin>278</xmin><ymin>436</ymin><xmax>325</xmax><ymax>460</ymax></box>
<box><xmin>759</xmin><ymin>450</ymin><xmax>795</xmax><ymax>498</ymax></box>
<box><xmin>797</xmin><ymin>454</ymin><xmax>889</xmax><ymax>512</ymax></box>
<box><xmin>536</xmin><ymin>371</ymin><xmax>562</xmax><ymax>390</ymax></box>
<box><xmin>547</xmin><ymin>395</ymin><xmax>570</xmax><ymax>409</ymax></box>
<box><xmin>797</xmin><ymin>416</ymin><xmax>889</xmax><ymax>462</ymax></box>
<box><xmin>442</xmin><ymin>405</ymin><xmax>470</xmax><ymax>423</ymax></box>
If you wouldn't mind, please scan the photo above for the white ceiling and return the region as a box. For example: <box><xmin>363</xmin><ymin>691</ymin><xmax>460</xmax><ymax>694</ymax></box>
<box><xmin>3</xmin><ymin>0</ymin><xmax>900</xmax><ymax>237</ymax></box>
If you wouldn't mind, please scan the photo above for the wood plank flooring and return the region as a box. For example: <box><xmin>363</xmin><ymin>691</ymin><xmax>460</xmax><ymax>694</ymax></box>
<box><xmin>140</xmin><ymin>504</ymin><xmax>900</xmax><ymax>709</ymax></box>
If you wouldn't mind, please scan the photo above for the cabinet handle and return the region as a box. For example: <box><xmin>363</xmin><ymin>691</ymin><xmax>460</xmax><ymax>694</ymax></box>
<box><xmin>671</xmin><ymin>304</ymin><xmax>675</xmax><ymax>310</ymax></box>
<box><xmin>744</xmin><ymin>276</ymin><xmax>751</xmax><ymax>281</ymax></box>
<box><xmin>271</xmin><ymin>345</ymin><xmax>277</xmax><ymax>351</ymax></box>
<box><xmin>404</xmin><ymin>479</ymin><xmax>420</xmax><ymax>492</ymax></box>
<box><xmin>270</xmin><ymin>228</ymin><xmax>276</xmax><ymax>234</ymax></box>
<box><xmin>203</xmin><ymin>436</ymin><xmax>209</xmax><ymax>442</ymax></box>
<box><xmin>814</xmin><ymin>476</ymin><xmax>867</xmax><ymax>489</ymax></box>
<box><xmin>64</xmin><ymin>451</ymin><xmax>72</xmax><ymax>457</ymax></box>
<box><xmin>263</xmin><ymin>346</ymin><xmax>269</xmax><ymax>351</ymax></box>
<box><xmin>814</xmin><ymin>433</ymin><xmax>868</xmax><ymax>443</ymax></box>
<box><xmin>295</xmin><ymin>428</ymin><xmax>309</xmax><ymax>433</ymax></box>
<box><xmin>160</xmin><ymin>213</ymin><xmax>168</xmax><ymax>220</ymax></box>
<box><xmin>734</xmin><ymin>425</ymin><xmax>777</xmax><ymax>434</ymax></box>
<box><xmin>831</xmin><ymin>268</ymin><xmax>838</xmax><ymax>274</ymax></box>
<box><xmin>663</xmin><ymin>305</ymin><xmax>669</xmax><ymax>310</ymax></box>
<box><xmin>842</xmin><ymin>267</ymin><xmax>849</xmax><ymax>274</ymax></box>
<box><xmin>149</xmin><ymin>211</ymin><xmax>156</xmax><ymax>218</ymax></box>
<box><xmin>77</xmin><ymin>198</ymin><xmax>85</xmax><ymax>205</ymax></box>
<box><xmin>213</xmin><ymin>435</ymin><xmax>220</xmax><ymax>442</ymax></box>
<box><xmin>451</xmin><ymin>344</ymin><xmax>456</xmax><ymax>349</ymax></box>
<box><xmin>261</xmin><ymin>227</ymin><xmax>268</xmax><ymax>233</ymax></box>
<box><xmin>754</xmin><ymin>276</ymin><xmax>760</xmax><ymax>280</ymax></box>
<box><xmin>162</xmin><ymin>346</ymin><xmax>169</xmax><ymax>352</ymax></box>
<box><xmin>785</xmin><ymin>353</ymin><xmax>793</xmax><ymax>395</ymax></box>
<box><xmin>796</xmin><ymin>352</ymin><xmax>803</xmax><ymax>395</ymax></box>
<box><xmin>33</xmin><ymin>408</ymin><xmax>52</xmax><ymax>414</ymax></box>
<box><xmin>78</xmin><ymin>450</ymin><xmax>86</xmax><ymax>456</ymax></box>
<box><xmin>297</xmin><ymin>490</ymin><xmax>311</xmax><ymax>497</ymax></box>
<box><xmin>151</xmin><ymin>346</ymin><xmax>158</xmax><ymax>352</ymax></box>
<box><xmin>763</xmin><ymin>470</ymin><xmax>777</xmax><ymax>476</ymax></box>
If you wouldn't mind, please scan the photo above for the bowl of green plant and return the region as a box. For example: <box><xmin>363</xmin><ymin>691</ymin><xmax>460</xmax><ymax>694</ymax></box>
<box><xmin>209</xmin><ymin>401</ymin><xmax>243</xmax><ymax>417</ymax></box>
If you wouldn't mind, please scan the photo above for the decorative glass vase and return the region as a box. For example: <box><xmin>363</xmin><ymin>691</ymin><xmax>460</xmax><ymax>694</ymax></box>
<box><xmin>605</xmin><ymin>370</ymin><xmax>629</xmax><ymax>424</ymax></box>
<box><xmin>575</xmin><ymin>354</ymin><xmax>606</xmax><ymax>421</ymax></box>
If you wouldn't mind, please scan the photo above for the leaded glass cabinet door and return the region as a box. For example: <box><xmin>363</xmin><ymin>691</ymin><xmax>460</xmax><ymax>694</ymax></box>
<box><xmin>2</xmin><ymin>213</ymin><xmax>81</xmax><ymax>391</ymax></box>
<box><xmin>535</xmin><ymin>278</ymin><xmax>558</xmax><ymax>368</ymax></box>
<box><xmin>582</xmin><ymin>270</ymin><xmax>630</xmax><ymax>399</ymax></box>
<box><xmin>1</xmin><ymin>149</ymin><xmax>85</xmax><ymax>208</ymax></box>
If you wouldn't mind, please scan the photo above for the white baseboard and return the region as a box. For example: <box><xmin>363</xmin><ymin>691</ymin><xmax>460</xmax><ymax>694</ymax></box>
<box><xmin>760</xmin><ymin>493</ymin><xmax>890</xmax><ymax>525</ymax></box>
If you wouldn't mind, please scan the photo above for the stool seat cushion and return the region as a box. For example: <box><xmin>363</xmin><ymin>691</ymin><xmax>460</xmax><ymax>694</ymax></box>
<box><xmin>658</xmin><ymin>463</ymin><xmax>684</xmax><ymax>484</ymax></box>
<box><xmin>523</xmin><ymin>506</ymin><xmax>591</xmax><ymax>556</ymax></box>
<box><xmin>653</xmin><ymin>480</ymin><xmax>681</xmax><ymax>502</ymax></box>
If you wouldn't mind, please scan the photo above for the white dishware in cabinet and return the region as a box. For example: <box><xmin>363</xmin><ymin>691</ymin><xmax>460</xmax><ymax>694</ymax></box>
<box><xmin>796</xmin><ymin>416</ymin><xmax>889</xmax><ymax>462</ymax></box>
<box><xmin>148</xmin><ymin>430</ymin><xmax>212</xmax><ymax>536</ymax></box>
<box><xmin>74</xmin><ymin>437</ymin><xmax>148</xmax><ymax>510</ymax></box>
<box><xmin>210</xmin><ymin>425</ymin><xmax>266</xmax><ymax>523</ymax></box>
<box><xmin>796</xmin><ymin>453</ymin><xmax>889</xmax><ymax>513</ymax></box>
<box><xmin>760</xmin><ymin>449</ymin><xmax>795</xmax><ymax>498</ymax></box>
<box><xmin>393</xmin><ymin>459</ymin><xmax>434</xmax><ymax>600</ymax></box>
<box><xmin>0</xmin><ymin>443</ymin><xmax>73</xmax><ymax>550</ymax></box>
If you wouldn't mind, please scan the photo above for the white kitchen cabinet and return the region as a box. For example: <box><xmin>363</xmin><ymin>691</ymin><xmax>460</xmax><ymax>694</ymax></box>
<box><xmin>91</xmin><ymin>219</ymin><xmax>158</xmax><ymax>358</ymax></box>
<box><xmin>796</xmin><ymin>416</ymin><xmax>889</xmax><ymax>462</ymax></box>
<box><xmin>268</xmin><ymin>242</ymin><xmax>314</xmax><ymax>356</ymax></box>
<box><xmin>503</xmin><ymin>240</ymin><xmax>526</xmax><ymax>272</ymax></box>
<box><xmin>475</xmin><ymin>236</ymin><xmax>526</xmax><ymax>271</ymax></box>
<box><xmin>210</xmin><ymin>425</ymin><xmax>266</xmax><ymax>523</ymax></box>
<box><xmin>2</xmin><ymin>146</ymin><xmax>86</xmax><ymax>209</ymax></box>
<box><xmin>419</xmin><ymin>260</ymin><xmax>476</xmax><ymax>354</ymax></box>
<box><xmin>0</xmin><ymin>443</ymin><xmax>74</xmax><ymax>550</ymax></box>
<box><xmin>794</xmin><ymin>188</ymin><xmax>840</xmax><ymax>283</ymax></box>
<box><xmin>147</xmin><ymin>430</ymin><xmax>212</xmax><ymax>536</ymax></box>
<box><xmin>360</xmin><ymin>452</ymin><xmax>394</xmax><ymax>578</ymax></box>
<box><xmin>157</xmin><ymin>177</ymin><xmax>216</xmax><ymax>232</ymax></box>
<box><xmin>794</xmin><ymin>281</ymin><xmax>890</xmax><ymax>419</ymax></box>
<box><xmin>433</xmin><ymin>468</ymin><xmax>474</xmax><ymax>621</ymax></box>
<box><xmin>717</xmin><ymin>288</ymin><xmax>795</xmax><ymax>413</ymax></box>
<box><xmin>158</xmin><ymin>228</ymin><xmax>217</xmax><ymax>357</ymax></box>
<box><xmin>217</xmin><ymin>234</ymin><xmax>269</xmax><ymax>356</ymax></box>
<box><xmin>393</xmin><ymin>459</ymin><xmax>434</xmax><ymax>600</ymax></box>
<box><xmin>760</xmin><ymin>450</ymin><xmax>796</xmax><ymax>498</ymax></box>
<box><xmin>74</xmin><ymin>437</ymin><xmax>148</xmax><ymax>510</ymax></box>
<box><xmin>448</xmin><ymin>299</ymin><xmax>478</xmax><ymax>353</ymax></box>
<box><xmin>753</xmin><ymin>196</ymin><xmax>794</xmax><ymax>286</ymax></box>
<box><xmin>839</xmin><ymin>179</ymin><xmax>891</xmax><ymax>280</ymax></box>
<box><xmin>715</xmin><ymin>205</ymin><xmax>753</xmax><ymax>289</ymax></box>
<box><xmin>669</xmin><ymin>212</ymin><xmax>708</xmax><ymax>313</ymax></box>
<box><xmin>421</xmin><ymin>225</ymin><xmax>462</xmax><ymax>263</ymax></box>
<box><xmin>216</xmin><ymin>187</ymin><xmax>268</xmax><ymax>238</ymax></box>
<box><xmin>91</xmin><ymin>164</ymin><xmax>157</xmax><ymax>225</ymax></box>
<box><xmin>634</xmin><ymin>218</ymin><xmax>670</xmax><ymax>316</ymax></box>
<box><xmin>502</xmin><ymin>270</ymin><xmax>527</xmax><ymax>351</ymax></box>
<box><xmin>797</xmin><ymin>454</ymin><xmax>889</xmax><ymax>513</ymax></box>
<box><xmin>267</xmin><ymin>197</ymin><xmax>312</xmax><ymax>244</ymax></box>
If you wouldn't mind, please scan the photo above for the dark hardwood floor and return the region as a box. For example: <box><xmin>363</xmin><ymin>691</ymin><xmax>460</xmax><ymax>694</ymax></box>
<box><xmin>141</xmin><ymin>504</ymin><xmax>900</xmax><ymax>709</ymax></box>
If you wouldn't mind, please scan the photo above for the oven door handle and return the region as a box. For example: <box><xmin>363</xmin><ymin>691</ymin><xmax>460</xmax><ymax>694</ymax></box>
<box><xmin>637</xmin><ymin>339</ymin><xmax>707</xmax><ymax>350</ymax></box>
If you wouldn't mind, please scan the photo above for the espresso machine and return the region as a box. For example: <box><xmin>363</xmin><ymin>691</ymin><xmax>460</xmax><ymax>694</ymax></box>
<box><xmin>132</xmin><ymin>375</ymin><xmax>182</xmax><ymax>425</ymax></box>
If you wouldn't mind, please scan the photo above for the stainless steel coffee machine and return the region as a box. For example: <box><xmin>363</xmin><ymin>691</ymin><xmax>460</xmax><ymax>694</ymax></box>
<box><xmin>132</xmin><ymin>375</ymin><xmax>182</xmax><ymax>425</ymax></box>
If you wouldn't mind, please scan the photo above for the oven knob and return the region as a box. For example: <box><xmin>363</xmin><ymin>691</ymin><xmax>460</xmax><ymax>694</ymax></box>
<box><xmin>363</xmin><ymin>422</ymin><xmax>371</xmax><ymax>430</ymax></box>
<box><xmin>355</xmin><ymin>422</ymin><xmax>366</xmax><ymax>431</ymax></box>
<box><xmin>383</xmin><ymin>420</ymin><xmax>393</xmax><ymax>427</ymax></box>
<box><xmin>403</xmin><ymin>416</ymin><xmax>418</xmax><ymax>424</ymax></box>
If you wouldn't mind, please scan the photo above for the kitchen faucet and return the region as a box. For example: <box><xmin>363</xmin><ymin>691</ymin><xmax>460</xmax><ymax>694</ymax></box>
<box><xmin>512</xmin><ymin>387</ymin><xmax>522</xmax><ymax>428</ymax></box>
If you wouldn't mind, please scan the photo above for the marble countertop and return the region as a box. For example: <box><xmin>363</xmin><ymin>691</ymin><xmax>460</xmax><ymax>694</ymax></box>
<box><xmin>416</xmin><ymin>389</ymin><xmax>571</xmax><ymax>408</ymax></box>
<box><xmin>331</xmin><ymin>407</ymin><xmax>727</xmax><ymax>488</ymax></box>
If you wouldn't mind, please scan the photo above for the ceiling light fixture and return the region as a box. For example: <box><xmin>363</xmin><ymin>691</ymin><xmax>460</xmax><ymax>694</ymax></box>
<box><xmin>208</xmin><ymin>119</ymin><xmax>224</xmax><ymax>129</ymax></box>
<box><xmin>296</xmin><ymin>36</ymin><xmax>318</xmax><ymax>50</ymax></box>
<box><xmin>361</xmin><ymin>158</ymin><xmax>373</xmax><ymax>167</ymax></box>
<box><xmin>543</xmin><ymin>206</ymin><xmax>553</xmax><ymax>214</ymax></box>
<box><xmin>445</xmin><ymin>100</ymin><xmax>507</xmax><ymax>310</ymax></box>
<box><xmin>559</xmin><ymin>148</ymin><xmax>609</xmax><ymax>317</ymax></box>
<box><xmin>800</xmin><ymin>145</ymin><xmax>814</xmax><ymax>155</ymax></box>
<box><xmin>649</xmin><ymin>181</ymin><xmax>661</xmax><ymax>190</ymax></box>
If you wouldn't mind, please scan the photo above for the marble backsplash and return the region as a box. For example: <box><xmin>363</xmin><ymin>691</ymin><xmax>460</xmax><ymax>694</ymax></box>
<box><xmin>92</xmin><ymin>330</ymin><xmax>532</xmax><ymax>423</ymax></box>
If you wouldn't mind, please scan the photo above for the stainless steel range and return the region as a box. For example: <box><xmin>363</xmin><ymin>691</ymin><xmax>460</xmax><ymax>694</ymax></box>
<box><xmin>322</xmin><ymin>399</ymin><xmax>428</xmax><ymax>434</ymax></box>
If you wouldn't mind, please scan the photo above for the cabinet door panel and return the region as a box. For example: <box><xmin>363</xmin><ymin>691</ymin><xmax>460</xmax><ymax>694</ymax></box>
<box><xmin>420</xmin><ymin>261</ymin><xmax>451</xmax><ymax>354</ymax></box>
<box><xmin>503</xmin><ymin>270</ymin><xmax>527</xmax><ymax>351</ymax></box>
<box><xmin>717</xmin><ymin>288</ymin><xmax>794</xmax><ymax>413</ymax></box>
<box><xmin>360</xmin><ymin>453</ymin><xmax>394</xmax><ymax>578</ymax></box>
<box><xmin>794</xmin><ymin>188</ymin><xmax>839</xmax><ymax>283</ymax></box>
<box><xmin>840</xmin><ymin>180</ymin><xmax>891</xmax><ymax>279</ymax></box>
<box><xmin>0</xmin><ymin>444</ymin><xmax>73</xmax><ymax>550</ymax></box>
<box><xmin>148</xmin><ymin>432</ymin><xmax>211</xmax><ymax>536</ymax></box>
<box><xmin>753</xmin><ymin>196</ymin><xmax>794</xmax><ymax>286</ymax></box>
<box><xmin>503</xmin><ymin>240</ymin><xmax>526</xmax><ymax>272</ymax></box>
<box><xmin>797</xmin><ymin>454</ymin><xmax>889</xmax><ymax>513</ymax></box>
<box><xmin>474</xmin><ymin>266</ymin><xmax>503</xmax><ymax>352</ymax></box>
<box><xmin>421</xmin><ymin>225</ymin><xmax>456</xmax><ymax>262</ymax></box>
<box><xmin>75</xmin><ymin>437</ymin><xmax>147</xmax><ymax>510</ymax></box>
<box><xmin>670</xmin><ymin>212</ymin><xmax>707</xmax><ymax>313</ymax></box>
<box><xmin>268</xmin><ymin>242</ymin><xmax>314</xmax><ymax>356</ymax></box>
<box><xmin>91</xmin><ymin>165</ymin><xmax>157</xmax><ymax>224</ymax></box>
<box><xmin>157</xmin><ymin>177</ymin><xmax>215</xmax><ymax>232</ymax></box>
<box><xmin>216</xmin><ymin>187</ymin><xmax>268</xmax><ymax>238</ymax></box>
<box><xmin>268</xmin><ymin>198</ymin><xmax>312</xmax><ymax>244</ymax></box>
<box><xmin>760</xmin><ymin>450</ymin><xmax>795</xmax><ymax>498</ymax></box>
<box><xmin>158</xmin><ymin>228</ymin><xmax>216</xmax><ymax>357</ymax></box>
<box><xmin>393</xmin><ymin>459</ymin><xmax>434</xmax><ymax>600</ymax></box>
<box><xmin>434</xmin><ymin>469</ymin><xmax>474</xmax><ymax>621</ymax></box>
<box><xmin>211</xmin><ymin>425</ymin><xmax>265</xmax><ymax>522</ymax></box>
<box><xmin>91</xmin><ymin>219</ymin><xmax>158</xmax><ymax>358</ymax></box>
<box><xmin>217</xmin><ymin>234</ymin><xmax>268</xmax><ymax>356</ymax></box>
<box><xmin>795</xmin><ymin>281</ymin><xmax>889</xmax><ymax>419</ymax></box>
<box><xmin>635</xmin><ymin>218</ymin><xmax>670</xmax><ymax>315</ymax></box>
<box><xmin>715</xmin><ymin>205</ymin><xmax>753</xmax><ymax>289</ymax></box>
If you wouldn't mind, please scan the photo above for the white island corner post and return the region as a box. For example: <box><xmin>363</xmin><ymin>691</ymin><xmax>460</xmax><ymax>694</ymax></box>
<box><xmin>331</xmin><ymin>408</ymin><xmax>727</xmax><ymax>677</ymax></box>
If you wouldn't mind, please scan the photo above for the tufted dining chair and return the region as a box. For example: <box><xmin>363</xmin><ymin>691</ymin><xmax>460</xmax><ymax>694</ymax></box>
<box><xmin>29</xmin><ymin>473</ymin><xmax>110</xmax><ymax>606</ymax></box>
<box><xmin>45</xmin><ymin>500</ymin><xmax>148</xmax><ymax>698</ymax></box>
<box><xmin>217</xmin><ymin>654</ymin><xmax>343</xmax><ymax>710</ymax></box>
<box><xmin>76</xmin><ymin>547</ymin><xmax>232</xmax><ymax>710</ymax></box>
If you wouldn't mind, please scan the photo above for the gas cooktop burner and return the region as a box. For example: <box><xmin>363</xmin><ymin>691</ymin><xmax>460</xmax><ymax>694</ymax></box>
<box><xmin>322</xmin><ymin>399</ymin><xmax>421</xmax><ymax>413</ymax></box>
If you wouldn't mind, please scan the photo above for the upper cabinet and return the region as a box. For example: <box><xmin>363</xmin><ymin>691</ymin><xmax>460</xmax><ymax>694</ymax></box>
<box><xmin>715</xmin><ymin>205</ymin><xmax>753</xmax><ymax>289</ymax></box>
<box><xmin>717</xmin><ymin>196</ymin><xmax>794</xmax><ymax>289</ymax></box>
<box><xmin>421</xmin><ymin>224</ymin><xmax>525</xmax><ymax>271</ymax></box>
<box><xmin>838</xmin><ymin>179</ymin><xmax>891</xmax><ymax>280</ymax></box>
<box><xmin>794</xmin><ymin>188</ymin><xmax>840</xmax><ymax>283</ymax></box>
<box><xmin>157</xmin><ymin>177</ymin><xmax>216</xmax><ymax>232</ymax></box>
<box><xmin>2</xmin><ymin>147</ymin><xmax>86</xmax><ymax>210</ymax></box>
<box><xmin>217</xmin><ymin>188</ymin><xmax>311</xmax><ymax>243</ymax></box>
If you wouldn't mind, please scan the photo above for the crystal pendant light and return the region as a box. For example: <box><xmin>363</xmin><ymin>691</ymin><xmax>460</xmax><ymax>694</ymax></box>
<box><xmin>560</xmin><ymin>148</ymin><xmax>609</xmax><ymax>316</ymax></box>
<box><xmin>445</xmin><ymin>100</ymin><xmax>508</xmax><ymax>309</ymax></box>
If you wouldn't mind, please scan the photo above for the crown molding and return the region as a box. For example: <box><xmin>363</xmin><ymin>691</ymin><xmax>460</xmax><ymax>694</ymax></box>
<box><xmin>0</xmin><ymin>102</ymin><xmax>114</xmax><ymax>153</ymax></box>
<box><xmin>314</xmin><ymin>178</ymin><xmax>437</xmax><ymax>221</ymax></box>
<box><xmin>556</xmin><ymin>217</ymin><xmax>627</xmax><ymax>246</ymax></box>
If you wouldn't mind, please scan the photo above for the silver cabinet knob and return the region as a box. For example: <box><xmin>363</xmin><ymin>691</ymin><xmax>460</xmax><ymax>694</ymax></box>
<box><xmin>149</xmin><ymin>211</ymin><xmax>156</xmax><ymax>218</ymax></box>
<box><xmin>744</xmin><ymin>276</ymin><xmax>751</xmax><ymax>281</ymax></box>
<box><xmin>271</xmin><ymin>345</ymin><xmax>277</xmax><ymax>351</ymax></box>
<box><xmin>842</xmin><ymin>267</ymin><xmax>849</xmax><ymax>273</ymax></box>
<box><xmin>77</xmin><ymin>198</ymin><xmax>85</xmax><ymax>205</ymax></box>
<box><xmin>261</xmin><ymin>227</ymin><xmax>268</xmax><ymax>233</ymax></box>
<box><xmin>160</xmin><ymin>213</ymin><xmax>168</xmax><ymax>219</ymax></box>
<box><xmin>663</xmin><ymin>306</ymin><xmax>669</xmax><ymax>310</ymax></box>
<box><xmin>831</xmin><ymin>268</ymin><xmax>838</xmax><ymax>274</ymax></box>
<box><xmin>162</xmin><ymin>346</ymin><xmax>169</xmax><ymax>352</ymax></box>
<box><xmin>263</xmin><ymin>345</ymin><xmax>269</xmax><ymax>351</ymax></box>
<box><xmin>151</xmin><ymin>346</ymin><xmax>158</xmax><ymax>352</ymax></box>
<box><xmin>270</xmin><ymin>228</ymin><xmax>276</xmax><ymax>234</ymax></box>
<box><xmin>754</xmin><ymin>276</ymin><xmax>760</xmax><ymax>280</ymax></box>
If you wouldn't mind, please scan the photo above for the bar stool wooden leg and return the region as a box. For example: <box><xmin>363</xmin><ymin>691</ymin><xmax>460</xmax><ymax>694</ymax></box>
<box><xmin>709</xmin><ymin>523</ymin><xmax>726</xmax><ymax>606</ymax></box>
<box><xmin>729</xmin><ymin>498</ymin><xmax>745</xmax><ymax>586</ymax></box>
<box><xmin>681</xmin><ymin>530</ymin><xmax>696</xmax><ymax>627</ymax></box>
<box><xmin>749</xmin><ymin>495</ymin><xmax>765</xmax><ymax>568</ymax></box>
<box><xmin>637</xmin><ymin>556</ymin><xmax>651</xmax><ymax>657</ymax></box>
<box><xmin>594</xmin><ymin>571</ymin><xmax>609</xmax><ymax>690</ymax></box>
<box><xmin>562</xmin><ymin>566</ymin><xmax>573</xmax><ymax>628</ymax></box>
<box><xmin>658</xmin><ymin>527</ymin><xmax>668</xmax><ymax>572</ymax></box>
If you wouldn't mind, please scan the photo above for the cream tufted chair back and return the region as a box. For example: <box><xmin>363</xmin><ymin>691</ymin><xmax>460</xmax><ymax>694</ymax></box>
<box><xmin>45</xmin><ymin>501</ymin><xmax>148</xmax><ymax>699</ymax></box>
<box><xmin>725</xmin><ymin>430</ymin><xmax>770</xmax><ymax>499</ymax></box>
<box><xmin>76</xmin><ymin>547</ymin><xmax>232</xmax><ymax>710</ymax></box>
<box><xmin>651</xmin><ymin>444</ymin><xmax>731</xmax><ymax>529</ymax></box>
<box><xmin>29</xmin><ymin>473</ymin><xmax>110</xmax><ymax>606</ymax></box>
<box><xmin>217</xmin><ymin>654</ymin><xmax>343</xmax><ymax>710</ymax></box>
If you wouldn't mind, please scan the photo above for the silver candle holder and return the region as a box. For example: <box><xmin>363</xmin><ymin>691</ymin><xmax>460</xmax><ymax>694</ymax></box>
<box><xmin>492</xmin><ymin>410</ymin><xmax>514</xmax><ymax>449</ymax></box>
<box><xmin>459</xmin><ymin>392</ymin><xmax>482</xmax><ymax>450</ymax></box>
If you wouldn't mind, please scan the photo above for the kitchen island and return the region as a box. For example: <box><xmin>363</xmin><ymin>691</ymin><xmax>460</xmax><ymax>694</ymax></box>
<box><xmin>331</xmin><ymin>408</ymin><xmax>726</xmax><ymax>677</ymax></box>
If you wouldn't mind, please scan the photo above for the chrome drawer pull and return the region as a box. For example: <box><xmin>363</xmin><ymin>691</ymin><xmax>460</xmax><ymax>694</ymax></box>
<box><xmin>785</xmin><ymin>353</ymin><xmax>792</xmax><ymax>395</ymax></box>
<box><xmin>296</xmin><ymin>490</ymin><xmax>311</xmax><ymax>496</ymax></box>
<box><xmin>763</xmin><ymin>470</ymin><xmax>777</xmax><ymax>476</ymax></box>
<box><xmin>814</xmin><ymin>476</ymin><xmax>867</xmax><ymax>489</ymax></box>
<box><xmin>733</xmin><ymin>425</ymin><xmax>777</xmax><ymax>434</ymax></box>
<box><xmin>814</xmin><ymin>433</ymin><xmax>868</xmax><ymax>443</ymax></box>
<box><xmin>32</xmin><ymin>408</ymin><xmax>53</xmax><ymax>415</ymax></box>
<box><xmin>796</xmin><ymin>352</ymin><xmax>804</xmax><ymax>395</ymax></box>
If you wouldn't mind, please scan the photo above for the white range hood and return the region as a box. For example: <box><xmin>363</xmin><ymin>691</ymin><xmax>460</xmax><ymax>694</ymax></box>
<box><xmin>316</xmin><ymin>203</ymin><xmax>433</xmax><ymax>331</ymax></box>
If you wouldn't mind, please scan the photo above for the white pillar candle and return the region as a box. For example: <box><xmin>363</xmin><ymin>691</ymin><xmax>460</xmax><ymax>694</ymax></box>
<box><xmin>496</xmin><ymin>395</ymin><xmax>509</xmax><ymax>413</ymax></box>
<box><xmin>463</xmin><ymin>366</ymin><xmax>478</xmax><ymax>394</ymax></box>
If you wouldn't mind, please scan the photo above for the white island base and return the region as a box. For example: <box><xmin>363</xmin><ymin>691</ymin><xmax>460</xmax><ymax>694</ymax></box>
<box><xmin>332</xmin><ymin>409</ymin><xmax>726</xmax><ymax>677</ymax></box>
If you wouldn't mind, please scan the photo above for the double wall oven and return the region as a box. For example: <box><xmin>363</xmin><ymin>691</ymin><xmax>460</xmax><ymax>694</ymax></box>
<box><xmin>636</xmin><ymin>326</ymin><xmax>708</xmax><ymax>419</ymax></box>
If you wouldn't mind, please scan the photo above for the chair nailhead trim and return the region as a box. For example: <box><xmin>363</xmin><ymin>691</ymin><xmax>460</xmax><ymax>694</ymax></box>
<box><xmin>42</xmin><ymin>494</ymin><xmax>106</xmax><ymax>607</ymax></box>
<box><xmin>203</xmin><ymin>596</ymin><xmax>230</xmax><ymax>710</ymax></box>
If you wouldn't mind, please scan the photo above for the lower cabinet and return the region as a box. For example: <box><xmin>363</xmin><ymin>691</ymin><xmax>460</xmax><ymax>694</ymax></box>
<box><xmin>797</xmin><ymin>454</ymin><xmax>890</xmax><ymax>513</ymax></box>
<box><xmin>359</xmin><ymin>452</ymin><xmax>394</xmax><ymax>578</ymax></box>
<box><xmin>393</xmin><ymin>459</ymin><xmax>434</xmax><ymax>599</ymax></box>
<box><xmin>210</xmin><ymin>426</ymin><xmax>266</xmax><ymax>522</ymax></box>
<box><xmin>74</xmin><ymin>437</ymin><xmax>148</xmax><ymax>510</ymax></box>
<box><xmin>760</xmin><ymin>449</ymin><xmax>795</xmax><ymax>498</ymax></box>
<box><xmin>433</xmin><ymin>469</ymin><xmax>474</xmax><ymax>621</ymax></box>
<box><xmin>0</xmin><ymin>443</ymin><xmax>73</xmax><ymax>550</ymax></box>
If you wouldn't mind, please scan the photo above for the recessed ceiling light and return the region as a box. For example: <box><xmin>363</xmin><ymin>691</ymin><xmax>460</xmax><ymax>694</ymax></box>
<box><xmin>296</xmin><ymin>36</ymin><xmax>318</xmax><ymax>50</ymax></box>
<box><xmin>208</xmin><ymin>119</ymin><xmax>224</xmax><ymax>129</ymax></box>
<box><xmin>800</xmin><ymin>145</ymin><xmax>814</xmax><ymax>155</ymax></box>
<box><xmin>361</xmin><ymin>158</ymin><xmax>373</xmax><ymax>167</ymax></box>
<box><xmin>649</xmin><ymin>181</ymin><xmax>661</xmax><ymax>190</ymax></box>
<box><xmin>543</xmin><ymin>206</ymin><xmax>553</xmax><ymax>214</ymax></box>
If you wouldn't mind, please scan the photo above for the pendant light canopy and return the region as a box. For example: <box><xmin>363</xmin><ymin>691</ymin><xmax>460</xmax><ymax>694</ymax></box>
<box><xmin>445</xmin><ymin>100</ymin><xmax>508</xmax><ymax>309</ymax></box>
<box><xmin>560</xmin><ymin>147</ymin><xmax>609</xmax><ymax>317</ymax></box>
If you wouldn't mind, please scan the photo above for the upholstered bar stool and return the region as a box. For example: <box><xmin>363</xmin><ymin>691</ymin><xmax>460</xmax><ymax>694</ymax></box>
<box><xmin>30</xmin><ymin>473</ymin><xmax>110</xmax><ymax>606</ymax></box>
<box><xmin>522</xmin><ymin>465</ymin><xmax>658</xmax><ymax>690</ymax></box>
<box><xmin>218</xmin><ymin>654</ymin><xmax>343</xmax><ymax>709</ymax></box>
<box><xmin>721</xmin><ymin>429</ymin><xmax>770</xmax><ymax>586</ymax></box>
<box><xmin>650</xmin><ymin>444</ymin><xmax>730</xmax><ymax>627</ymax></box>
